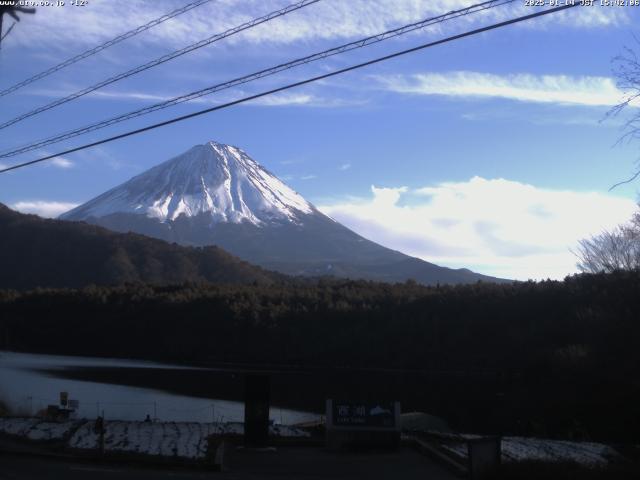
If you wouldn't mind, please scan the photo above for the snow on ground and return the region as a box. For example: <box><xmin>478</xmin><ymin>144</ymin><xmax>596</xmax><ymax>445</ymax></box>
<box><xmin>0</xmin><ymin>417</ymin><xmax>79</xmax><ymax>441</ymax></box>
<box><xmin>270</xmin><ymin>424</ymin><xmax>313</xmax><ymax>438</ymax></box>
<box><xmin>68</xmin><ymin>421</ymin><xmax>310</xmax><ymax>460</ymax></box>
<box><xmin>501</xmin><ymin>437</ymin><xmax>618</xmax><ymax>466</ymax></box>
<box><xmin>69</xmin><ymin>421</ymin><xmax>222</xmax><ymax>459</ymax></box>
<box><xmin>440</xmin><ymin>436</ymin><xmax>618</xmax><ymax>467</ymax></box>
<box><xmin>1</xmin><ymin>416</ymin><xmax>311</xmax><ymax>460</ymax></box>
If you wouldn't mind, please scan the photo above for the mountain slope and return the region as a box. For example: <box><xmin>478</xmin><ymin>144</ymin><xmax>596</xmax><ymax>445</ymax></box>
<box><xmin>61</xmin><ymin>141</ymin><xmax>505</xmax><ymax>285</ymax></box>
<box><xmin>0</xmin><ymin>203</ymin><xmax>279</xmax><ymax>290</ymax></box>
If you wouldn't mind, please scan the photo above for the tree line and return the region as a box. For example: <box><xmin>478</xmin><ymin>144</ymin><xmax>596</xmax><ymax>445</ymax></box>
<box><xmin>1</xmin><ymin>271</ymin><xmax>639</xmax><ymax>442</ymax></box>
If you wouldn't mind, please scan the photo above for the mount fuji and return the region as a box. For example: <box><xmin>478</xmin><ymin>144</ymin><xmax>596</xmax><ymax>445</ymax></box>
<box><xmin>61</xmin><ymin>141</ymin><xmax>502</xmax><ymax>284</ymax></box>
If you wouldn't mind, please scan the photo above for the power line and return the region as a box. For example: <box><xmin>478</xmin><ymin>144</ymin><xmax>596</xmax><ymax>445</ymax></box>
<box><xmin>0</xmin><ymin>21</ymin><xmax>15</xmax><ymax>45</ymax></box>
<box><xmin>0</xmin><ymin>3</ymin><xmax>579</xmax><ymax>175</ymax></box>
<box><xmin>0</xmin><ymin>0</ymin><xmax>213</xmax><ymax>97</ymax></box>
<box><xmin>0</xmin><ymin>0</ymin><xmax>515</xmax><ymax>159</ymax></box>
<box><xmin>0</xmin><ymin>0</ymin><xmax>321</xmax><ymax>130</ymax></box>
<box><xmin>0</xmin><ymin>4</ymin><xmax>36</xmax><ymax>49</ymax></box>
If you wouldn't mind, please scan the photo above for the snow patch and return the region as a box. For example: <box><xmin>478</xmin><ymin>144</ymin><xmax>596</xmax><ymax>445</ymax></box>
<box><xmin>61</xmin><ymin>141</ymin><xmax>314</xmax><ymax>226</ymax></box>
<box><xmin>0</xmin><ymin>417</ymin><xmax>79</xmax><ymax>441</ymax></box>
<box><xmin>439</xmin><ymin>436</ymin><xmax>618</xmax><ymax>467</ymax></box>
<box><xmin>67</xmin><ymin>420</ymin><xmax>309</xmax><ymax>459</ymax></box>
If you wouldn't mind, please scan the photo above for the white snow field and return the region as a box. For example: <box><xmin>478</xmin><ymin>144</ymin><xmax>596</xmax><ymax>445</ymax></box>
<box><xmin>0</xmin><ymin>417</ymin><xmax>310</xmax><ymax>460</ymax></box>
<box><xmin>69</xmin><ymin>421</ymin><xmax>310</xmax><ymax>459</ymax></box>
<box><xmin>0</xmin><ymin>417</ymin><xmax>80</xmax><ymax>441</ymax></box>
<box><xmin>2</xmin><ymin>416</ymin><xmax>616</xmax><ymax>466</ymax></box>
<box><xmin>440</xmin><ymin>436</ymin><xmax>619</xmax><ymax>467</ymax></box>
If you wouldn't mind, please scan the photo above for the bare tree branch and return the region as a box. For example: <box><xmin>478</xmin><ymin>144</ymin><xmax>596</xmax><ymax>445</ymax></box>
<box><xmin>574</xmin><ymin>206</ymin><xmax>640</xmax><ymax>273</ymax></box>
<box><xmin>608</xmin><ymin>168</ymin><xmax>640</xmax><ymax>191</ymax></box>
<box><xmin>606</xmin><ymin>38</ymin><xmax>640</xmax><ymax>190</ymax></box>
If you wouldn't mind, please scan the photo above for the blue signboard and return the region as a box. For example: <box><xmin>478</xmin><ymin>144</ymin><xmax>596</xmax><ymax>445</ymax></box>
<box><xmin>332</xmin><ymin>401</ymin><xmax>396</xmax><ymax>428</ymax></box>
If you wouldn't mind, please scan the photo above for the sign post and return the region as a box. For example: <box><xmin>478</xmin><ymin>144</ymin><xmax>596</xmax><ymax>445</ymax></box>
<box><xmin>326</xmin><ymin>399</ymin><xmax>401</xmax><ymax>450</ymax></box>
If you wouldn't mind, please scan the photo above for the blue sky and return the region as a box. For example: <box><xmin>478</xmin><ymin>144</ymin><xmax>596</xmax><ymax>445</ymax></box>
<box><xmin>1</xmin><ymin>0</ymin><xmax>639</xmax><ymax>280</ymax></box>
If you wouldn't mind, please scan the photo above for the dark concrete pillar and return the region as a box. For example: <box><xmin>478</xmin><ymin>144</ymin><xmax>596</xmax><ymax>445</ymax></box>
<box><xmin>244</xmin><ymin>374</ymin><xmax>270</xmax><ymax>447</ymax></box>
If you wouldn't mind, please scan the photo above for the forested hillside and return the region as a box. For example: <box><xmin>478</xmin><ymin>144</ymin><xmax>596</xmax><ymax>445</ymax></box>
<box><xmin>0</xmin><ymin>203</ymin><xmax>280</xmax><ymax>289</ymax></box>
<box><xmin>1</xmin><ymin>271</ymin><xmax>639</xmax><ymax>441</ymax></box>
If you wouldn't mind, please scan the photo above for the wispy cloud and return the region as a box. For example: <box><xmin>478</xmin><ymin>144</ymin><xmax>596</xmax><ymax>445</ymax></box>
<box><xmin>27</xmin><ymin>86</ymin><xmax>357</xmax><ymax>109</ymax></box>
<box><xmin>279</xmin><ymin>173</ymin><xmax>317</xmax><ymax>182</ymax></box>
<box><xmin>82</xmin><ymin>146</ymin><xmax>134</xmax><ymax>171</ymax></box>
<box><xmin>318</xmin><ymin>177</ymin><xmax>637</xmax><ymax>280</ymax></box>
<box><xmin>280</xmin><ymin>159</ymin><xmax>301</xmax><ymax>165</ymax></box>
<box><xmin>0</xmin><ymin>158</ymin><xmax>70</xmax><ymax>172</ymax></box>
<box><xmin>11</xmin><ymin>201</ymin><xmax>79</xmax><ymax>218</ymax></box>
<box><xmin>339</xmin><ymin>163</ymin><xmax>351</xmax><ymax>171</ymax></box>
<box><xmin>90</xmin><ymin>90</ymin><xmax>179</xmax><ymax>103</ymax></box>
<box><xmin>248</xmin><ymin>93</ymin><xmax>316</xmax><ymax>107</ymax></box>
<box><xmin>48</xmin><ymin>156</ymin><xmax>74</xmax><ymax>169</ymax></box>
<box><xmin>26</xmin><ymin>87</ymin><xmax>199</xmax><ymax>104</ymax></box>
<box><xmin>374</xmin><ymin>72</ymin><xmax>636</xmax><ymax>108</ymax></box>
<box><xmin>9</xmin><ymin>1</ymin><xmax>626</xmax><ymax>53</ymax></box>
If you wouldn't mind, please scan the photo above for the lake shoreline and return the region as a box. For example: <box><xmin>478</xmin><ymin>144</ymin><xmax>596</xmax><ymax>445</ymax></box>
<box><xmin>0</xmin><ymin>351</ymin><xmax>317</xmax><ymax>424</ymax></box>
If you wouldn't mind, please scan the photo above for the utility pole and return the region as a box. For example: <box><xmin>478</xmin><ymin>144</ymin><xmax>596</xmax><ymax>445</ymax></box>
<box><xmin>0</xmin><ymin>4</ymin><xmax>36</xmax><ymax>49</ymax></box>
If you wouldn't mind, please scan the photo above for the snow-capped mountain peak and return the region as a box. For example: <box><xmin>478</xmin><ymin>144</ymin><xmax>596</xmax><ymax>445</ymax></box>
<box><xmin>61</xmin><ymin>141</ymin><xmax>313</xmax><ymax>225</ymax></box>
<box><xmin>58</xmin><ymin>140</ymin><xmax>504</xmax><ymax>285</ymax></box>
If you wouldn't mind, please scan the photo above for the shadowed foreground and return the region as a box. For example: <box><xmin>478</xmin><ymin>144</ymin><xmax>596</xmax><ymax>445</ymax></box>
<box><xmin>0</xmin><ymin>447</ymin><xmax>457</xmax><ymax>480</ymax></box>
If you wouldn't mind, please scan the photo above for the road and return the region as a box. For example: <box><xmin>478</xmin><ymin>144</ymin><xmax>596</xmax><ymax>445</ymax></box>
<box><xmin>0</xmin><ymin>447</ymin><xmax>458</xmax><ymax>479</ymax></box>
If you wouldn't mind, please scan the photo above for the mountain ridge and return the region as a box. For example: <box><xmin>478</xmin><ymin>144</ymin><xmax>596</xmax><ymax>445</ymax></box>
<box><xmin>61</xmin><ymin>141</ymin><xmax>507</xmax><ymax>285</ymax></box>
<box><xmin>0</xmin><ymin>203</ymin><xmax>281</xmax><ymax>290</ymax></box>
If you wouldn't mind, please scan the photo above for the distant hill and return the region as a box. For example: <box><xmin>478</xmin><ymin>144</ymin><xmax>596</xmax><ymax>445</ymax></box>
<box><xmin>0</xmin><ymin>203</ymin><xmax>279</xmax><ymax>290</ymax></box>
<box><xmin>61</xmin><ymin>141</ymin><xmax>506</xmax><ymax>285</ymax></box>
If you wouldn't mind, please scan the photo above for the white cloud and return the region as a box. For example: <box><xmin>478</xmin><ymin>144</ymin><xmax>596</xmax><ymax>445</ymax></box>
<box><xmin>375</xmin><ymin>72</ymin><xmax>637</xmax><ymax>108</ymax></box>
<box><xmin>279</xmin><ymin>173</ymin><xmax>318</xmax><ymax>181</ymax></box>
<box><xmin>27</xmin><ymin>87</ymin><xmax>198</xmax><ymax>104</ymax></box>
<box><xmin>11</xmin><ymin>201</ymin><xmax>79</xmax><ymax>218</ymax></box>
<box><xmin>280</xmin><ymin>159</ymin><xmax>301</xmax><ymax>165</ymax></box>
<box><xmin>248</xmin><ymin>93</ymin><xmax>315</xmax><ymax>107</ymax></box>
<box><xmin>49</xmin><ymin>156</ymin><xmax>74</xmax><ymax>169</ymax></box>
<box><xmin>339</xmin><ymin>163</ymin><xmax>351</xmax><ymax>171</ymax></box>
<box><xmin>90</xmin><ymin>90</ymin><xmax>178</xmax><ymax>103</ymax></box>
<box><xmin>8</xmin><ymin>1</ymin><xmax>626</xmax><ymax>53</ymax></box>
<box><xmin>33</xmin><ymin>151</ymin><xmax>74</xmax><ymax>169</ymax></box>
<box><xmin>28</xmin><ymin>86</ymin><xmax>357</xmax><ymax>109</ymax></box>
<box><xmin>318</xmin><ymin>177</ymin><xmax>637</xmax><ymax>280</ymax></box>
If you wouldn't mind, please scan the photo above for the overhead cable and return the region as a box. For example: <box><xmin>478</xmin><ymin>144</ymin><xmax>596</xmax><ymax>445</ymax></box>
<box><xmin>0</xmin><ymin>0</ymin><xmax>514</xmax><ymax>159</ymax></box>
<box><xmin>0</xmin><ymin>0</ymin><xmax>321</xmax><ymax>130</ymax></box>
<box><xmin>0</xmin><ymin>3</ymin><xmax>579</xmax><ymax>175</ymax></box>
<box><xmin>0</xmin><ymin>0</ymin><xmax>214</xmax><ymax>97</ymax></box>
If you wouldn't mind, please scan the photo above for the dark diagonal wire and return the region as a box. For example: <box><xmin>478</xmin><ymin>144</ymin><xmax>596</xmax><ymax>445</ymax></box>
<box><xmin>0</xmin><ymin>3</ymin><xmax>579</xmax><ymax>175</ymax></box>
<box><xmin>0</xmin><ymin>0</ymin><xmax>321</xmax><ymax>130</ymax></box>
<box><xmin>0</xmin><ymin>0</ymin><xmax>214</xmax><ymax>97</ymax></box>
<box><xmin>0</xmin><ymin>0</ymin><xmax>514</xmax><ymax>159</ymax></box>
